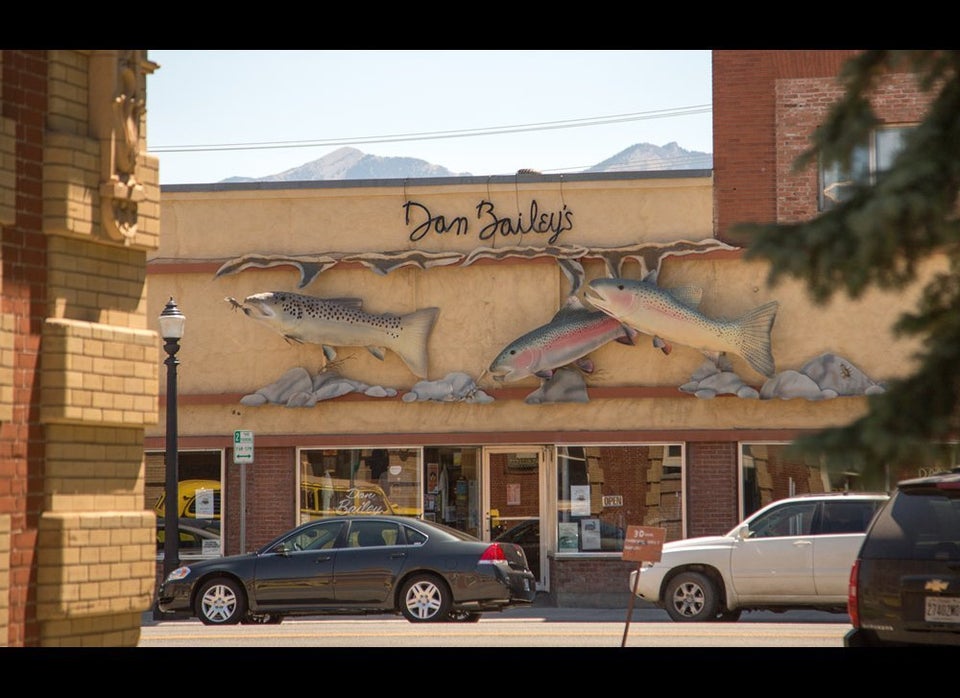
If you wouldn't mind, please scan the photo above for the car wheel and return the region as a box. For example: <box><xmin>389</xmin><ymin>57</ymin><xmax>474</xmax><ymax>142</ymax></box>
<box><xmin>400</xmin><ymin>574</ymin><xmax>452</xmax><ymax>622</ymax></box>
<box><xmin>195</xmin><ymin>577</ymin><xmax>247</xmax><ymax>625</ymax></box>
<box><xmin>663</xmin><ymin>571</ymin><xmax>719</xmax><ymax>622</ymax></box>
<box><xmin>447</xmin><ymin>610</ymin><xmax>482</xmax><ymax>622</ymax></box>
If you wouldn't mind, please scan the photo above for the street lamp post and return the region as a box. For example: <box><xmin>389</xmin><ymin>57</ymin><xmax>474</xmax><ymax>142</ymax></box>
<box><xmin>159</xmin><ymin>297</ymin><xmax>185</xmax><ymax>579</ymax></box>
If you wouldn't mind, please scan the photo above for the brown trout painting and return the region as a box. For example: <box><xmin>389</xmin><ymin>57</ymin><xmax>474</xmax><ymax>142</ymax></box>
<box><xmin>226</xmin><ymin>291</ymin><xmax>439</xmax><ymax>378</ymax></box>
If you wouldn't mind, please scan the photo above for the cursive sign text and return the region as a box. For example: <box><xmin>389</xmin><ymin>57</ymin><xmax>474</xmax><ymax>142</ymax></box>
<box><xmin>404</xmin><ymin>199</ymin><xmax>574</xmax><ymax>245</ymax></box>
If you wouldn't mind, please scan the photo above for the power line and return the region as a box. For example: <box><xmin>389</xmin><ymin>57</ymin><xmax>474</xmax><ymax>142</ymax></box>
<box><xmin>150</xmin><ymin>105</ymin><xmax>712</xmax><ymax>154</ymax></box>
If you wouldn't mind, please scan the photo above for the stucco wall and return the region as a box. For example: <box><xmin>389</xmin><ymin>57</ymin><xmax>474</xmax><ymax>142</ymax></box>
<box><xmin>147</xmin><ymin>173</ymin><xmax>932</xmax><ymax>442</ymax></box>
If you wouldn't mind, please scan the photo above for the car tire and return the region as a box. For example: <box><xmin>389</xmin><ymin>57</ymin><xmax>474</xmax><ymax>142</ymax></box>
<box><xmin>196</xmin><ymin>577</ymin><xmax>247</xmax><ymax>625</ymax></box>
<box><xmin>400</xmin><ymin>574</ymin><xmax>452</xmax><ymax>622</ymax></box>
<box><xmin>447</xmin><ymin>610</ymin><xmax>482</xmax><ymax>622</ymax></box>
<box><xmin>663</xmin><ymin>571</ymin><xmax>719</xmax><ymax>622</ymax></box>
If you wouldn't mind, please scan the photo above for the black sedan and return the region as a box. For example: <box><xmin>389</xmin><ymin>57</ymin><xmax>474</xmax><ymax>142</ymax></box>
<box><xmin>156</xmin><ymin>515</ymin><xmax>537</xmax><ymax>625</ymax></box>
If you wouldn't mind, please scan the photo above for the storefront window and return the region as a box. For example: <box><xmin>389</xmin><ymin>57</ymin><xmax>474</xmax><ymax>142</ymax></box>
<box><xmin>740</xmin><ymin>442</ymin><xmax>960</xmax><ymax>520</ymax></box>
<box><xmin>298</xmin><ymin>448</ymin><xmax>423</xmax><ymax>525</ymax></box>
<box><xmin>146</xmin><ymin>450</ymin><xmax>223</xmax><ymax>559</ymax></box>
<box><xmin>422</xmin><ymin>447</ymin><xmax>481</xmax><ymax>538</ymax></box>
<box><xmin>556</xmin><ymin>444</ymin><xmax>684</xmax><ymax>550</ymax></box>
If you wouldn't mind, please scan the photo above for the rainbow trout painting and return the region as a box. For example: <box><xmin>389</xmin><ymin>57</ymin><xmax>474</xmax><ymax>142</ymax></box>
<box><xmin>226</xmin><ymin>291</ymin><xmax>439</xmax><ymax>378</ymax></box>
<box><xmin>487</xmin><ymin>296</ymin><xmax>639</xmax><ymax>383</ymax></box>
<box><xmin>585</xmin><ymin>277</ymin><xmax>779</xmax><ymax>378</ymax></box>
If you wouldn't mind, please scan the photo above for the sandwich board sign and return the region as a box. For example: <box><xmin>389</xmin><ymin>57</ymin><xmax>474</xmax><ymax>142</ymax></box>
<box><xmin>234</xmin><ymin>430</ymin><xmax>254</xmax><ymax>464</ymax></box>
<box><xmin>621</xmin><ymin>525</ymin><xmax>667</xmax><ymax>647</ymax></box>
<box><xmin>622</xmin><ymin>525</ymin><xmax>666</xmax><ymax>563</ymax></box>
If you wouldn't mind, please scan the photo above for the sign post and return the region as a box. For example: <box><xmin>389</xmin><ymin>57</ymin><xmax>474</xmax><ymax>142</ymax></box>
<box><xmin>620</xmin><ymin>525</ymin><xmax>667</xmax><ymax>647</ymax></box>
<box><xmin>234</xmin><ymin>430</ymin><xmax>253</xmax><ymax>553</ymax></box>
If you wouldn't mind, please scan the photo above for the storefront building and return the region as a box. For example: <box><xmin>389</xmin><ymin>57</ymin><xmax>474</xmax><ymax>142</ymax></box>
<box><xmin>144</xmin><ymin>51</ymin><xmax>956</xmax><ymax>607</ymax></box>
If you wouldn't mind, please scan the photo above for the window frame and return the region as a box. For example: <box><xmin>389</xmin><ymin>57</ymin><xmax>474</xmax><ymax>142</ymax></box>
<box><xmin>819</xmin><ymin>124</ymin><xmax>913</xmax><ymax>211</ymax></box>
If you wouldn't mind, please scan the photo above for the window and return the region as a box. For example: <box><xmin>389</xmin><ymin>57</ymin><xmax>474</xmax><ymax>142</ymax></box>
<box><xmin>741</xmin><ymin>442</ymin><xmax>960</xmax><ymax>519</ymax></box>
<box><xmin>748</xmin><ymin>501</ymin><xmax>816</xmax><ymax>538</ymax></box>
<box><xmin>819</xmin><ymin>125</ymin><xmax>912</xmax><ymax>211</ymax></box>
<box><xmin>298</xmin><ymin>448</ymin><xmax>423</xmax><ymax>525</ymax></box>
<box><xmin>147</xmin><ymin>449</ymin><xmax>224</xmax><ymax>560</ymax></box>
<box><xmin>556</xmin><ymin>444</ymin><xmax>684</xmax><ymax>550</ymax></box>
<box><xmin>820</xmin><ymin>500</ymin><xmax>883</xmax><ymax>534</ymax></box>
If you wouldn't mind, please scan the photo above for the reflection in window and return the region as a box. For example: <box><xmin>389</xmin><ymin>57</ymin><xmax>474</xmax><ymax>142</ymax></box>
<box><xmin>819</xmin><ymin>125</ymin><xmax>912</xmax><ymax>211</ymax></box>
<box><xmin>146</xmin><ymin>449</ymin><xmax>223</xmax><ymax>560</ymax></box>
<box><xmin>557</xmin><ymin>444</ymin><xmax>684</xmax><ymax>550</ymax></box>
<box><xmin>298</xmin><ymin>448</ymin><xmax>422</xmax><ymax>525</ymax></box>
<box><xmin>748</xmin><ymin>501</ymin><xmax>816</xmax><ymax>538</ymax></box>
<box><xmin>741</xmin><ymin>442</ymin><xmax>960</xmax><ymax>519</ymax></box>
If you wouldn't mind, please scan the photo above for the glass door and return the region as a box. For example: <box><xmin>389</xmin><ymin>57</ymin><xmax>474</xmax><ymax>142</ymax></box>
<box><xmin>482</xmin><ymin>446</ymin><xmax>548</xmax><ymax>590</ymax></box>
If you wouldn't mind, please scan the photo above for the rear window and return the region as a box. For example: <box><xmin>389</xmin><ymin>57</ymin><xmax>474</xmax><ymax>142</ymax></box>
<box><xmin>860</xmin><ymin>489</ymin><xmax>960</xmax><ymax>560</ymax></box>
<box><xmin>819</xmin><ymin>499</ymin><xmax>884</xmax><ymax>534</ymax></box>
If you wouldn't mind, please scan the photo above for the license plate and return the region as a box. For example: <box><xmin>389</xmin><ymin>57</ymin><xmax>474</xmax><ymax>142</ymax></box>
<box><xmin>925</xmin><ymin>596</ymin><xmax>960</xmax><ymax>623</ymax></box>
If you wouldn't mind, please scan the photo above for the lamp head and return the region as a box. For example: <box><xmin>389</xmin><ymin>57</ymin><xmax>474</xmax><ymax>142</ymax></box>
<box><xmin>159</xmin><ymin>297</ymin><xmax>185</xmax><ymax>341</ymax></box>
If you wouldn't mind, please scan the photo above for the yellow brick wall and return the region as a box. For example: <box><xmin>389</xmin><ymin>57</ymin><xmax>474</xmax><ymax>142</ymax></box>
<box><xmin>25</xmin><ymin>49</ymin><xmax>162</xmax><ymax>646</ymax></box>
<box><xmin>36</xmin><ymin>511</ymin><xmax>154</xmax><ymax>647</ymax></box>
<box><xmin>46</xmin><ymin>235</ymin><xmax>151</xmax><ymax>328</ymax></box>
<box><xmin>40</xmin><ymin>318</ymin><xmax>158</xmax><ymax>426</ymax></box>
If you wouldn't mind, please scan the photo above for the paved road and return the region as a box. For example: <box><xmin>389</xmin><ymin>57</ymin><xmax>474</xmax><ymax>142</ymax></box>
<box><xmin>138</xmin><ymin>605</ymin><xmax>853</xmax><ymax>649</ymax></box>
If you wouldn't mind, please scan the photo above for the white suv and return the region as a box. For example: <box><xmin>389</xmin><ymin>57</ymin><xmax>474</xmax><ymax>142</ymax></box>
<box><xmin>629</xmin><ymin>492</ymin><xmax>889</xmax><ymax>621</ymax></box>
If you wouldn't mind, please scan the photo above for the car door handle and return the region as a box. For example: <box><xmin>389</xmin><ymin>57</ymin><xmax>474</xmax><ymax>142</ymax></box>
<box><xmin>315</xmin><ymin>555</ymin><xmax>332</xmax><ymax>563</ymax></box>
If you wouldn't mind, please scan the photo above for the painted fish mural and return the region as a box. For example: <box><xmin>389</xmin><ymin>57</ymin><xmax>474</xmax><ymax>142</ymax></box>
<box><xmin>487</xmin><ymin>296</ymin><xmax>639</xmax><ymax>383</ymax></box>
<box><xmin>225</xmin><ymin>291</ymin><xmax>439</xmax><ymax>378</ymax></box>
<box><xmin>584</xmin><ymin>277</ymin><xmax>779</xmax><ymax>378</ymax></box>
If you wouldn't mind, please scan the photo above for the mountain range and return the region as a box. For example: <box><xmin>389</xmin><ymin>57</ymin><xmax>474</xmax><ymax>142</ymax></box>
<box><xmin>221</xmin><ymin>142</ymin><xmax>712</xmax><ymax>183</ymax></box>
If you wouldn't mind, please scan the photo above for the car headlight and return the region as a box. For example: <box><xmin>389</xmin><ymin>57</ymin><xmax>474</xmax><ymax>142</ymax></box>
<box><xmin>165</xmin><ymin>566</ymin><xmax>191</xmax><ymax>582</ymax></box>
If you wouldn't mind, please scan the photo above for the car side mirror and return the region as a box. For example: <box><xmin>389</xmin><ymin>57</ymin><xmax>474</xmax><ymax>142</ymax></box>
<box><xmin>274</xmin><ymin>542</ymin><xmax>294</xmax><ymax>555</ymax></box>
<box><xmin>738</xmin><ymin>525</ymin><xmax>752</xmax><ymax>540</ymax></box>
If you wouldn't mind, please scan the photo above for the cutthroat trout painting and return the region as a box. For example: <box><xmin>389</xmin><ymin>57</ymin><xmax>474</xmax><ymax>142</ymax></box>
<box><xmin>226</xmin><ymin>291</ymin><xmax>439</xmax><ymax>378</ymax></box>
<box><xmin>585</xmin><ymin>277</ymin><xmax>779</xmax><ymax>378</ymax></box>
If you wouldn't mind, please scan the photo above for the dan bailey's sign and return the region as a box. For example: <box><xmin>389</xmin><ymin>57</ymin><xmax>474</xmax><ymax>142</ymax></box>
<box><xmin>403</xmin><ymin>199</ymin><xmax>574</xmax><ymax>245</ymax></box>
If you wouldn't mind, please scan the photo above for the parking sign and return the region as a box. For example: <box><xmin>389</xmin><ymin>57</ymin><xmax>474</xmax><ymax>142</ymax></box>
<box><xmin>234</xmin><ymin>430</ymin><xmax>254</xmax><ymax>464</ymax></box>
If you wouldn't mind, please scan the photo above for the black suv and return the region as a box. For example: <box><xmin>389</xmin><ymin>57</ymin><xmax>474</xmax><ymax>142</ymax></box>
<box><xmin>845</xmin><ymin>467</ymin><xmax>960</xmax><ymax>647</ymax></box>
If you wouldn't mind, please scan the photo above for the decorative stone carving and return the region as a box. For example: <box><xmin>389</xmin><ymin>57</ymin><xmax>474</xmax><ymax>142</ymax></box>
<box><xmin>94</xmin><ymin>50</ymin><xmax>154</xmax><ymax>244</ymax></box>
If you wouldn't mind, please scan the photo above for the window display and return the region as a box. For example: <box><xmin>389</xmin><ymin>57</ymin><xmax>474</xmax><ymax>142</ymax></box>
<box><xmin>556</xmin><ymin>444</ymin><xmax>684</xmax><ymax>551</ymax></box>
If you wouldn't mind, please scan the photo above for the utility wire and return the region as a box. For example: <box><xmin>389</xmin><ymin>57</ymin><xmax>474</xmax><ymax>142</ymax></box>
<box><xmin>151</xmin><ymin>105</ymin><xmax>711</xmax><ymax>154</ymax></box>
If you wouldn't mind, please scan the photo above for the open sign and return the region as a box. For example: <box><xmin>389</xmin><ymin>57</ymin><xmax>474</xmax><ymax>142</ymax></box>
<box><xmin>621</xmin><ymin>525</ymin><xmax>667</xmax><ymax>563</ymax></box>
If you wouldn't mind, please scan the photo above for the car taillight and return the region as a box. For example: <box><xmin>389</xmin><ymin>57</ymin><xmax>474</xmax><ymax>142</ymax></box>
<box><xmin>847</xmin><ymin>559</ymin><xmax>860</xmax><ymax>627</ymax></box>
<box><xmin>479</xmin><ymin>543</ymin><xmax>507</xmax><ymax>562</ymax></box>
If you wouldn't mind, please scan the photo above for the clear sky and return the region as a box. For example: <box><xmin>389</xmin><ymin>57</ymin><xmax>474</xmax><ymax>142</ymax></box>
<box><xmin>147</xmin><ymin>50</ymin><xmax>713</xmax><ymax>185</ymax></box>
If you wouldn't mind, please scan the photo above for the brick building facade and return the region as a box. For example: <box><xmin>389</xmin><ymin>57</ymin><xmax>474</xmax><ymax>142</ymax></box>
<box><xmin>1</xmin><ymin>50</ymin><xmax>160</xmax><ymax>647</ymax></box>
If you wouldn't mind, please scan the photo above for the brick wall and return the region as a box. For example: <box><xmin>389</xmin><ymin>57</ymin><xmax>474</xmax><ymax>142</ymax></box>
<box><xmin>0</xmin><ymin>48</ymin><xmax>48</xmax><ymax>647</ymax></box>
<box><xmin>687</xmin><ymin>442</ymin><xmax>739</xmax><ymax>537</ymax></box>
<box><xmin>775</xmin><ymin>72</ymin><xmax>934</xmax><ymax>224</ymax></box>
<box><xmin>2</xmin><ymin>49</ymin><xmax>161</xmax><ymax>646</ymax></box>
<box><xmin>225</xmin><ymin>446</ymin><xmax>297</xmax><ymax>554</ymax></box>
<box><xmin>713</xmin><ymin>50</ymin><xmax>859</xmax><ymax>239</ymax></box>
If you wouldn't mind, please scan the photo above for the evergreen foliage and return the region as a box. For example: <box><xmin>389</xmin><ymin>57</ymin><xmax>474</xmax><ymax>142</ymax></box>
<box><xmin>735</xmin><ymin>50</ymin><xmax>960</xmax><ymax>483</ymax></box>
